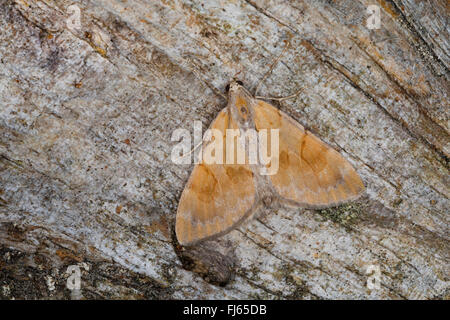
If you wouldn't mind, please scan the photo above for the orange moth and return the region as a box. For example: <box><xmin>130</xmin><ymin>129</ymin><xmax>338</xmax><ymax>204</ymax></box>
<box><xmin>175</xmin><ymin>81</ymin><xmax>365</xmax><ymax>245</ymax></box>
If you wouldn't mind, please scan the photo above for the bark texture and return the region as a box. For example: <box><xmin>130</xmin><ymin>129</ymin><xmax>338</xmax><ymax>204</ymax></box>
<box><xmin>0</xmin><ymin>0</ymin><xmax>448</xmax><ymax>299</ymax></box>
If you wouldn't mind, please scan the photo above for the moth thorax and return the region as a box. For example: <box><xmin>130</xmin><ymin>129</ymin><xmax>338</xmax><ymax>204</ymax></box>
<box><xmin>231</xmin><ymin>110</ymin><xmax>251</xmax><ymax>129</ymax></box>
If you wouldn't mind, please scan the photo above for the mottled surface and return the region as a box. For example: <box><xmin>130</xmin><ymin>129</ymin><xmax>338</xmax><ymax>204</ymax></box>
<box><xmin>0</xmin><ymin>0</ymin><xmax>448</xmax><ymax>299</ymax></box>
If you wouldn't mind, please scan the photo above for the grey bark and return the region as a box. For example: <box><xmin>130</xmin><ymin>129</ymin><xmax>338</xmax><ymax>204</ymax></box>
<box><xmin>0</xmin><ymin>0</ymin><xmax>448</xmax><ymax>299</ymax></box>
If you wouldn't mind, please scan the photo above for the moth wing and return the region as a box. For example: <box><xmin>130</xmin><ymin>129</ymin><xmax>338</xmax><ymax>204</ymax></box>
<box><xmin>176</xmin><ymin>108</ymin><xmax>257</xmax><ymax>245</ymax></box>
<box><xmin>253</xmin><ymin>100</ymin><xmax>365</xmax><ymax>208</ymax></box>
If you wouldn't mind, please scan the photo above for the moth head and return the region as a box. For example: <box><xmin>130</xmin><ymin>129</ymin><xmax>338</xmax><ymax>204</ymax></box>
<box><xmin>225</xmin><ymin>80</ymin><xmax>244</xmax><ymax>93</ymax></box>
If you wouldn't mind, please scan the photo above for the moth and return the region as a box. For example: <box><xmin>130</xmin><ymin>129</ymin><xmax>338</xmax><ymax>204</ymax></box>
<box><xmin>175</xmin><ymin>80</ymin><xmax>365</xmax><ymax>246</ymax></box>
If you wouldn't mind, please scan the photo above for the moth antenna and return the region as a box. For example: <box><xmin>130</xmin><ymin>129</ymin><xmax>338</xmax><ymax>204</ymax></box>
<box><xmin>178</xmin><ymin>140</ymin><xmax>203</xmax><ymax>160</ymax></box>
<box><xmin>184</xmin><ymin>58</ymin><xmax>227</xmax><ymax>100</ymax></box>
<box><xmin>255</xmin><ymin>87</ymin><xmax>303</xmax><ymax>101</ymax></box>
<box><xmin>253</xmin><ymin>40</ymin><xmax>290</xmax><ymax>96</ymax></box>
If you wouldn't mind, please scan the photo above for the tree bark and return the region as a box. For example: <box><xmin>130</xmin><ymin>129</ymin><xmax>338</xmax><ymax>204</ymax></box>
<box><xmin>0</xmin><ymin>0</ymin><xmax>448</xmax><ymax>299</ymax></box>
